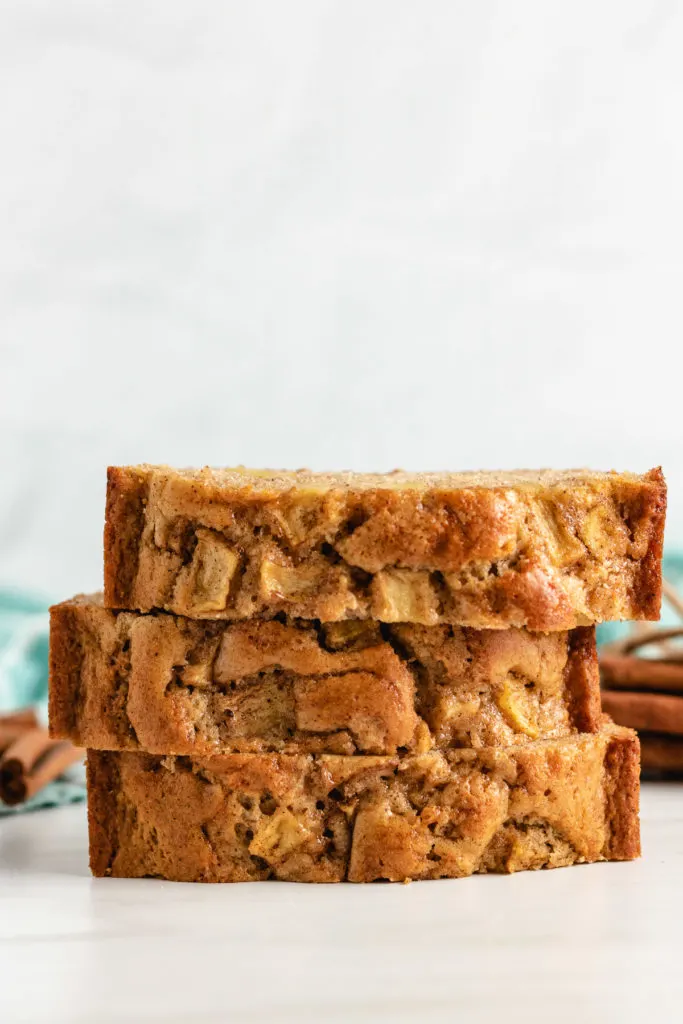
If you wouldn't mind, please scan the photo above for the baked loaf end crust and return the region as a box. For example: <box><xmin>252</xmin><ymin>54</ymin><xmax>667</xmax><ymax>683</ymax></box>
<box><xmin>50</xmin><ymin>595</ymin><xmax>602</xmax><ymax>756</ymax></box>
<box><xmin>86</xmin><ymin>724</ymin><xmax>640</xmax><ymax>883</ymax></box>
<box><xmin>103</xmin><ymin>465</ymin><xmax>666</xmax><ymax>630</ymax></box>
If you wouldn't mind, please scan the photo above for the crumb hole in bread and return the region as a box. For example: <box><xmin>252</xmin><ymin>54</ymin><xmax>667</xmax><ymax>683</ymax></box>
<box><xmin>341</xmin><ymin>508</ymin><xmax>369</xmax><ymax>537</ymax></box>
<box><xmin>319</xmin><ymin>541</ymin><xmax>341</xmax><ymax>563</ymax></box>
<box><xmin>259</xmin><ymin>793</ymin><xmax>277</xmax><ymax>816</ymax></box>
<box><xmin>349</xmin><ymin>566</ymin><xmax>372</xmax><ymax>588</ymax></box>
<box><xmin>233</xmin><ymin>822</ymin><xmax>254</xmax><ymax>842</ymax></box>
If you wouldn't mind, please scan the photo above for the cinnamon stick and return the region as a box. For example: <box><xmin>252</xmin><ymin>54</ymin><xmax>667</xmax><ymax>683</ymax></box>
<box><xmin>601</xmin><ymin>690</ymin><xmax>683</xmax><ymax>736</ymax></box>
<box><xmin>641</xmin><ymin>734</ymin><xmax>683</xmax><ymax>772</ymax></box>
<box><xmin>0</xmin><ymin>707</ymin><xmax>39</xmax><ymax>730</ymax></box>
<box><xmin>0</xmin><ymin>728</ymin><xmax>83</xmax><ymax>806</ymax></box>
<box><xmin>0</xmin><ymin>708</ymin><xmax>42</xmax><ymax>756</ymax></box>
<box><xmin>0</xmin><ymin>724</ymin><xmax>36</xmax><ymax>756</ymax></box>
<box><xmin>600</xmin><ymin>654</ymin><xmax>683</xmax><ymax>692</ymax></box>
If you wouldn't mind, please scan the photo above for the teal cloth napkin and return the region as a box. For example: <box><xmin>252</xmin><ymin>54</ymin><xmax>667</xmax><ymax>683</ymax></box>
<box><xmin>0</xmin><ymin>589</ymin><xmax>85</xmax><ymax>816</ymax></box>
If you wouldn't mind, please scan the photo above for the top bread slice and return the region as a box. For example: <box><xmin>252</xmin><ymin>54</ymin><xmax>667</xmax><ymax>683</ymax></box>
<box><xmin>104</xmin><ymin>465</ymin><xmax>666</xmax><ymax>630</ymax></box>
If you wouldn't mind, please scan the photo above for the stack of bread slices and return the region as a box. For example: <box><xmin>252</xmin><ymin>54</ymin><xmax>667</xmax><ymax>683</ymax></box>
<box><xmin>49</xmin><ymin>465</ymin><xmax>666</xmax><ymax>882</ymax></box>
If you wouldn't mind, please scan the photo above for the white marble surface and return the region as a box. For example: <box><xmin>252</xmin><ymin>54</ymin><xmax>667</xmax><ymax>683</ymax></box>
<box><xmin>0</xmin><ymin>783</ymin><xmax>681</xmax><ymax>1023</ymax></box>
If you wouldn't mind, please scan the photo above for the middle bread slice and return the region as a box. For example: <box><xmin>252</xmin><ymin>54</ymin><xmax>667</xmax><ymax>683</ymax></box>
<box><xmin>50</xmin><ymin>595</ymin><xmax>602</xmax><ymax>756</ymax></box>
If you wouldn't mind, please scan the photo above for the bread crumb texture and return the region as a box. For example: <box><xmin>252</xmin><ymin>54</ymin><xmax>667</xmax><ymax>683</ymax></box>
<box><xmin>50</xmin><ymin>596</ymin><xmax>601</xmax><ymax>755</ymax></box>
<box><xmin>87</xmin><ymin>725</ymin><xmax>640</xmax><ymax>883</ymax></box>
<box><xmin>103</xmin><ymin>465</ymin><xmax>666</xmax><ymax>629</ymax></box>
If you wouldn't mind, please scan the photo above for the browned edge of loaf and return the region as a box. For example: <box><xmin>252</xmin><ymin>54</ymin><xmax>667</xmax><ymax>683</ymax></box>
<box><xmin>104</xmin><ymin>466</ymin><xmax>148</xmax><ymax>608</ymax></box>
<box><xmin>87</xmin><ymin>750</ymin><xmax>120</xmax><ymax>877</ymax></box>
<box><xmin>636</xmin><ymin>467</ymin><xmax>667</xmax><ymax>620</ymax></box>
<box><xmin>565</xmin><ymin>626</ymin><xmax>603</xmax><ymax>732</ymax></box>
<box><xmin>48</xmin><ymin>602</ymin><xmax>84</xmax><ymax>740</ymax></box>
<box><xmin>604</xmin><ymin>728</ymin><xmax>641</xmax><ymax>860</ymax></box>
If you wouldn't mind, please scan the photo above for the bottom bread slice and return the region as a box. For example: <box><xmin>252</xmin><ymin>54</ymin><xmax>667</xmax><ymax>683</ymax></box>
<box><xmin>87</xmin><ymin>725</ymin><xmax>639</xmax><ymax>883</ymax></box>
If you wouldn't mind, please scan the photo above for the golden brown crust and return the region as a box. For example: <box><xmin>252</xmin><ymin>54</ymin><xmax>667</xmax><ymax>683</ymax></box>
<box><xmin>102</xmin><ymin>465</ymin><xmax>666</xmax><ymax>630</ymax></box>
<box><xmin>564</xmin><ymin>626</ymin><xmax>604</xmax><ymax>733</ymax></box>
<box><xmin>50</xmin><ymin>595</ymin><xmax>600</xmax><ymax>755</ymax></box>
<box><xmin>604</xmin><ymin>729</ymin><xmax>641</xmax><ymax>859</ymax></box>
<box><xmin>86</xmin><ymin>749</ymin><xmax>120</xmax><ymax>878</ymax></box>
<box><xmin>85</xmin><ymin>725</ymin><xmax>640</xmax><ymax>883</ymax></box>
<box><xmin>104</xmin><ymin>467</ymin><xmax>149</xmax><ymax>608</ymax></box>
<box><xmin>48</xmin><ymin>601</ymin><xmax>85</xmax><ymax>739</ymax></box>
<box><xmin>630</xmin><ymin>465</ymin><xmax>667</xmax><ymax>622</ymax></box>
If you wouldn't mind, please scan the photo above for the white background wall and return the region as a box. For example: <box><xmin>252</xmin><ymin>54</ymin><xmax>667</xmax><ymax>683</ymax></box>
<box><xmin>1</xmin><ymin>1</ymin><xmax>682</xmax><ymax>598</ymax></box>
